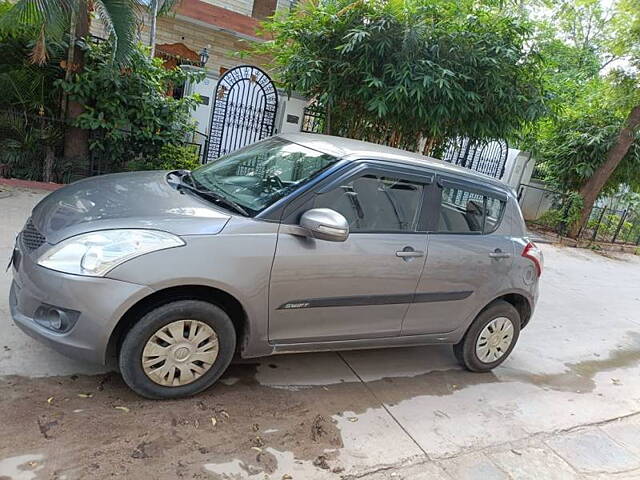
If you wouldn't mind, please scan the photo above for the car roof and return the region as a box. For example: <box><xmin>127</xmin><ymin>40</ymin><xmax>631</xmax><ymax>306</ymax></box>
<box><xmin>278</xmin><ymin>132</ymin><xmax>510</xmax><ymax>191</ymax></box>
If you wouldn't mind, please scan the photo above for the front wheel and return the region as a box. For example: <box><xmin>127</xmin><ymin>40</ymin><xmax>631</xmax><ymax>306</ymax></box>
<box><xmin>453</xmin><ymin>300</ymin><xmax>521</xmax><ymax>372</ymax></box>
<box><xmin>119</xmin><ymin>300</ymin><xmax>236</xmax><ymax>399</ymax></box>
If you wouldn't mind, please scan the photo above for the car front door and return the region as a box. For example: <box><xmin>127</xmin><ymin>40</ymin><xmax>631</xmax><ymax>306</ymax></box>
<box><xmin>401</xmin><ymin>176</ymin><xmax>514</xmax><ymax>336</ymax></box>
<box><xmin>268</xmin><ymin>163</ymin><xmax>432</xmax><ymax>344</ymax></box>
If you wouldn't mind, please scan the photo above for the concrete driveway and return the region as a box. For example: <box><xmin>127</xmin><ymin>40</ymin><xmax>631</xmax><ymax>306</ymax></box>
<box><xmin>1</xmin><ymin>184</ymin><xmax>640</xmax><ymax>480</ymax></box>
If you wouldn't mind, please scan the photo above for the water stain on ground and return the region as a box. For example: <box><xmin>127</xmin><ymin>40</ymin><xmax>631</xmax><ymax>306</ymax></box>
<box><xmin>505</xmin><ymin>331</ymin><xmax>640</xmax><ymax>394</ymax></box>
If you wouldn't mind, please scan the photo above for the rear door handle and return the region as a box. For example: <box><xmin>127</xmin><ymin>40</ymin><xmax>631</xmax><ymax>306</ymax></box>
<box><xmin>488</xmin><ymin>248</ymin><xmax>511</xmax><ymax>259</ymax></box>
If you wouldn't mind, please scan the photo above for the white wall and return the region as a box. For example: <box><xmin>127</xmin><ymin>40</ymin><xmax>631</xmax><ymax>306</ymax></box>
<box><xmin>199</xmin><ymin>0</ymin><xmax>293</xmax><ymax>17</ymax></box>
<box><xmin>502</xmin><ymin>150</ymin><xmax>534</xmax><ymax>189</ymax></box>
<box><xmin>519</xmin><ymin>180</ymin><xmax>556</xmax><ymax>221</ymax></box>
<box><xmin>275</xmin><ymin>95</ymin><xmax>308</xmax><ymax>134</ymax></box>
<box><xmin>188</xmin><ymin>75</ymin><xmax>218</xmax><ymax>135</ymax></box>
<box><xmin>200</xmin><ymin>0</ymin><xmax>252</xmax><ymax>16</ymax></box>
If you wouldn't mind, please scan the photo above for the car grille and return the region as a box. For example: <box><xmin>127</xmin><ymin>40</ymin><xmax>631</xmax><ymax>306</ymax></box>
<box><xmin>21</xmin><ymin>219</ymin><xmax>46</xmax><ymax>251</ymax></box>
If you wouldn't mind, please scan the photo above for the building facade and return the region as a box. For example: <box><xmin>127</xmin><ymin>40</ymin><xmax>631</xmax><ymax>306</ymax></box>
<box><xmin>92</xmin><ymin>0</ymin><xmax>292</xmax><ymax>75</ymax></box>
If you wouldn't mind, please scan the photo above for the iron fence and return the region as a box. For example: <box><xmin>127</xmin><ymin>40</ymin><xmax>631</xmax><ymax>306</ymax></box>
<box><xmin>518</xmin><ymin>182</ymin><xmax>640</xmax><ymax>245</ymax></box>
<box><xmin>530</xmin><ymin>163</ymin><xmax>547</xmax><ymax>181</ymax></box>
<box><xmin>0</xmin><ymin>108</ymin><xmax>209</xmax><ymax>183</ymax></box>
<box><xmin>582</xmin><ymin>205</ymin><xmax>640</xmax><ymax>245</ymax></box>
<box><xmin>300</xmin><ymin>104</ymin><xmax>326</xmax><ymax>134</ymax></box>
<box><xmin>0</xmin><ymin>110</ymin><xmax>67</xmax><ymax>181</ymax></box>
<box><xmin>440</xmin><ymin>137</ymin><xmax>509</xmax><ymax>179</ymax></box>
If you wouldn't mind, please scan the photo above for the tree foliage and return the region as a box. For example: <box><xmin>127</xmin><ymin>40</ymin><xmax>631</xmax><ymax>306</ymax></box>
<box><xmin>0</xmin><ymin>2</ymin><xmax>66</xmax><ymax>116</ymax></box>
<box><xmin>521</xmin><ymin>0</ymin><xmax>640</xmax><ymax>236</ymax></box>
<box><xmin>257</xmin><ymin>0</ymin><xmax>547</xmax><ymax>151</ymax></box>
<box><xmin>57</xmin><ymin>41</ymin><xmax>203</xmax><ymax>172</ymax></box>
<box><xmin>0</xmin><ymin>0</ymin><xmax>139</xmax><ymax>64</ymax></box>
<box><xmin>533</xmin><ymin>76</ymin><xmax>640</xmax><ymax>194</ymax></box>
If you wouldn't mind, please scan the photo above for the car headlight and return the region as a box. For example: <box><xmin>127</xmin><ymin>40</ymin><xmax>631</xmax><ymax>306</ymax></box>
<box><xmin>38</xmin><ymin>229</ymin><xmax>185</xmax><ymax>277</ymax></box>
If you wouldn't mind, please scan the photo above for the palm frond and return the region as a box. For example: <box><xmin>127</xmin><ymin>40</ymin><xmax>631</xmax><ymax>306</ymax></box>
<box><xmin>157</xmin><ymin>0</ymin><xmax>181</xmax><ymax>16</ymax></box>
<box><xmin>0</xmin><ymin>0</ymin><xmax>73</xmax><ymax>38</ymax></box>
<box><xmin>29</xmin><ymin>24</ymin><xmax>48</xmax><ymax>64</ymax></box>
<box><xmin>93</xmin><ymin>0</ymin><xmax>138</xmax><ymax>64</ymax></box>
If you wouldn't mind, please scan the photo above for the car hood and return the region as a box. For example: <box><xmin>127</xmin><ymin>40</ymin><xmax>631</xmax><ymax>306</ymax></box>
<box><xmin>31</xmin><ymin>171</ymin><xmax>231</xmax><ymax>244</ymax></box>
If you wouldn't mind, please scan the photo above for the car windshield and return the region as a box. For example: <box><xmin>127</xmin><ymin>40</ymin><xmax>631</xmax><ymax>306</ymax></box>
<box><xmin>190</xmin><ymin>138</ymin><xmax>338</xmax><ymax>216</ymax></box>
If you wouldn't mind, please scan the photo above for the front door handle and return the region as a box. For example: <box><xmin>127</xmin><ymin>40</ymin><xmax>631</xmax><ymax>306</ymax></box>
<box><xmin>488</xmin><ymin>248</ymin><xmax>511</xmax><ymax>259</ymax></box>
<box><xmin>396</xmin><ymin>247</ymin><xmax>424</xmax><ymax>259</ymax></box>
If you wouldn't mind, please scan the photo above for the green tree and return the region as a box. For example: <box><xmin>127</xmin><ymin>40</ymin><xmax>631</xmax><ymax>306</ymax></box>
<box><xmin>567</xmin><ymin>0</ymin><xmax>640</xmax><ymax>237</ymax></box>
<box><xmin>0</xmin><ymin>2</ymin><xmax>66</xmax><ymax>117</ymax></box>
<box><xmin>524</xmin><ymin>0</ymin><xmax>640</xmax><ymax>237</ymax></box>
<box><xmin>0</xmin><ymin>0</ymin><xmax>139</xmax><ymax>165</ymax></box>
<box><xmin>57</xmin><ymin>41</ymin><xmax>203</xmax><ymax>173</ymax></box>
<box><xmin>532</xmin><ymin>76</ymin><xmax>640</xmax><ymax>195</ymax></box>
<box><xmin>256</xmin><ymin>0</ymin><xmax>547</xmax><ymax>152</ymax></box>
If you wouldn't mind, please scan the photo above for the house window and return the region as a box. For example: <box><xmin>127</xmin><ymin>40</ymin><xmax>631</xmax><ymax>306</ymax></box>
<box><xmin>252</xmin><ymin>0</ymin><xmax>277</xmax><ymax>20</ymax></box>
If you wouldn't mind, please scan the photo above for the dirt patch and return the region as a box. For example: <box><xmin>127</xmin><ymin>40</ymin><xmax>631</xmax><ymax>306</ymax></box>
<box><xmin>0</xmin><ymin>364</ymin><xmax>365</xmax><ymax>479</ymax></box>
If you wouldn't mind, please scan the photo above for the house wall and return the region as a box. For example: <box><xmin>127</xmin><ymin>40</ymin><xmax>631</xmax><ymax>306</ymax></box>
<box><xmin>201</xmin><ymin>0</ymin><xmax>252</xmax><ymax>16</ymax></box>
<box><xmin>90</xmin><ymin>0</ymin><xmax>291</xmax><ymax>76</ymax></box>
<box><xmin>519</xmin><ymin>179</ymin><xmax>556</xmax><ymax>221</ymax></box>
<box><xmin>200</xmin><ymin>0</ymin><xmax>291</xmax><ymax>17</ymax></box>
<box><xmin>502</xmin><ymin>150</ymin><xmax>534</xmax><ymax>190</ymax></box>
<box><xmin>152</xmin><ymin>16</ymin><xmax>271</xmax><ymax>75</ymax></box>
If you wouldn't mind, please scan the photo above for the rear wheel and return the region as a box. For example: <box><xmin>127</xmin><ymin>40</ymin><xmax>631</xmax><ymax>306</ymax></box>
<box><xmin>119</xmin><ymin>300</ymin><xmax>236</xmax><ymax>399</ymax></box>
<box><xmin>453</xmin><ymin>300</ymin><xmax>520</xmax><ymax>372</ymax></box>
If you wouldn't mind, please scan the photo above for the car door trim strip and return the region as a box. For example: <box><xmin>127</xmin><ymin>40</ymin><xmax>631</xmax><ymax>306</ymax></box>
<box><xmin>277</xmin><ymin>291</ymin><xmax>472</xmax><ymax>310</ymax></box>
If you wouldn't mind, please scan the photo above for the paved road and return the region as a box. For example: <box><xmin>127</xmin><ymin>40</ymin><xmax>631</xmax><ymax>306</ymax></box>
<box><xmin>2</xmin><ymin>185</ymin><xmax>640</xmax><ymax>479</ymax></box>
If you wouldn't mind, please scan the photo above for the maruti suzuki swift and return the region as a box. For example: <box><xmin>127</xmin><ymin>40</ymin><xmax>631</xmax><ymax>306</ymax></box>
<box><xmin>9</xmin><ymin>133</ymin><xmax>542</xmax><ymax>399</ymax></box>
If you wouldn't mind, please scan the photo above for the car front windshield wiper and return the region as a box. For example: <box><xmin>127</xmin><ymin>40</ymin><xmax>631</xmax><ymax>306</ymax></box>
<box><xmin>175</xmin><ymin>172</ymin><xmax>250</xmax><ymax>217</ymax></box>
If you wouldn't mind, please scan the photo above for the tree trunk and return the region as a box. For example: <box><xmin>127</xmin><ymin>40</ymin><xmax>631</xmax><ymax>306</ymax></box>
<box><xmin>62</xmin><ymin>0</ymin><xmax>90</xmax><ymax>168</ymax></box>
<box><xmin>43</xmin><ymin>146</ymin><xmax>55</xmax><ymax>182</ymax></box>
<box><xmin>149</xmin><ymin>0</ymin><xmax>160</xmax><ymax>57</ymax></box>
<box><xmin>568</xmin><ymin>104</ymin><xmax>640</xmax><ymax>238</ymax></box>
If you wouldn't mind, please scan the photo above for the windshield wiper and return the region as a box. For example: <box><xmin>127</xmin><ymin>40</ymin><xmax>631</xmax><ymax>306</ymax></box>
<box><xmin>176</xmin><ymin>172</ymin><xmax>250</xmax><ymax>217</ymax></box>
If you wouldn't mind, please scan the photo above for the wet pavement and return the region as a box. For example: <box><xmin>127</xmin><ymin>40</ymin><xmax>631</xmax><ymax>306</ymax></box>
<box><xmin>2</xmin><ymin>185</ymin><xmax>640</xmax><ymax>479</ymax></box>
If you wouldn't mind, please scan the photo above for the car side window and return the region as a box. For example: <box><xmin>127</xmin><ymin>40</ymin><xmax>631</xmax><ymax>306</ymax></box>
<box><xmin>484</xmin><ymin>196</ymin><xmax>507</xmax><ymax>233</ymax></box>
<box><xmin>314</xmin><ymin>173</ymin><xmax>425</xmax><ymax>233</ymax></box>
<box><xmin>437</xmin><ymin>185</ymin><xmax>506</xmax><ymax>234</ymax></box>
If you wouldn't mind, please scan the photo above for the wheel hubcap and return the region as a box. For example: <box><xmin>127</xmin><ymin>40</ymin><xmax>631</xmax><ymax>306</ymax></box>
<box><xmin>142</xmin><ymin>319</ymin><xmax>219</xmax><ymax>386</ymax></box>
<box><xmin>475</xmin><ymin>317</ymin><xmax>514</xmax><ymax>364</ymax></box>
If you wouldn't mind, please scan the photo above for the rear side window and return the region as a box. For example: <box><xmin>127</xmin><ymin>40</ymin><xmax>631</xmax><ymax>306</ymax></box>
<box><xmin>314</xmin><ymin>174</ymin><xmax>425</xmax><ymax>233</ymax></box>
<box><xmin>437</xmin><ymin>185</ymin><xmax>506</xmax><ymax>234</ymax></box>
<box><xmin>484</xmin><ymin>196</ymin><xmax>506</xmax><ymax>233</ymax></box>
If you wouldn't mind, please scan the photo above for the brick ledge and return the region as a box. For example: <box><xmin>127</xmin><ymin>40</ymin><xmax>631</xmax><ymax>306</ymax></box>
<box><xmin>0</xmin><ymin>178</ymin><xmax>63</xmax><ymax>192</ymax></box>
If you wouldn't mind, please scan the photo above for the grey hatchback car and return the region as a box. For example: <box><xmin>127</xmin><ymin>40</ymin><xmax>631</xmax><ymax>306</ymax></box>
<box><xmin>10</xmin><ymin>133</ymin><xmax>542</xmax><ymax>399</ymax></box>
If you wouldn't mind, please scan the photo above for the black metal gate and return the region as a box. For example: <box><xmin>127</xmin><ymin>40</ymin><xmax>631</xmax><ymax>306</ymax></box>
<box><xmin>441</xmin><ymin>137</ymin><xmax>509</xmax><ymax>179</ymax></box>
<box><xmin>206</xmin><ymin>65</ymin><xmax>278</xmax><ymax>162</ymax></box>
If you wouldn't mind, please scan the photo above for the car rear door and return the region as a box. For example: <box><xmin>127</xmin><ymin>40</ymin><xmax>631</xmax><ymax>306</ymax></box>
<box><xmin>268</xmin><ymin>162</ymin><xmax>433</xmax><ymax>344</ymax></box>
<box><xmin>401</xmin><ymin>175</ymin><xmax>514</xmax><ymax>336</ymax></box>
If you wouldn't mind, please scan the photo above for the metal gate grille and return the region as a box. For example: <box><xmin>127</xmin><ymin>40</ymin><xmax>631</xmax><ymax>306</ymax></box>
<box><xmin>441</xmin><ymin>137</ymin><xmax>508</xmax><ymax>179</ymax></box>
<box><xmin>206</xmin><ymin>65</ymin><xmax>278</xmax><ymax>162</ymax></box>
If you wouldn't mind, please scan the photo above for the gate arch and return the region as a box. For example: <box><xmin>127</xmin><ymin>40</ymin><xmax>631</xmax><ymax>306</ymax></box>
<box><xmin>206</xmin><ymin>65</ymin><xmax>278</xmax><ymax>162</ymax></box>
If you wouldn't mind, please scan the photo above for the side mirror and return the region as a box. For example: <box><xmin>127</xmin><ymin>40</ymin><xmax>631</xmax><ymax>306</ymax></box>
<box><xmin>300</xmin><ymin>208</ymin><xmax>349</xmax><ymax>242</ymax></box>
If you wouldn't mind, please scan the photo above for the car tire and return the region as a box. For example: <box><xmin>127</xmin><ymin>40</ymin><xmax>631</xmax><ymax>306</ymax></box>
<box><xmin>119</xmin><ymin>300</ymin><xmax>236</xmax><ymax>399</ymax></box>
<box><xmin>453</xmin><ymin>300</ymin><xmax>521</xmax><ymax>372</ymax></box>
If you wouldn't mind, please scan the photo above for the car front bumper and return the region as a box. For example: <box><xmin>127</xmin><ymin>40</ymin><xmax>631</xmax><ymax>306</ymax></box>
<box><xmin>10</xmin><ymin>244</ymin><xmax>153</xmax><ymax>365</ymax></box>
